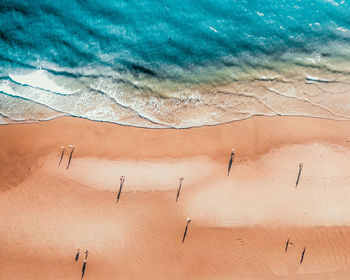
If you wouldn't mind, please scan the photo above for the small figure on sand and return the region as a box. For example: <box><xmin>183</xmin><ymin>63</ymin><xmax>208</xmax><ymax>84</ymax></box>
<box><xmin>285</xmin><ymin>239</ymin><xmax>289</xmax><ymax>252</ymax></box>
<box><xmin>75</xmin><ymin>248</ymin><xmax>80</xmax><ymax>262</ymax></box>
<box><xmin>182</xmin><ymin>218</ymin><xmax>191</xmax><ymax>243</ymax></box>
<box><xmin>227</xmin><ymin>148</ymin><xmax>235</xmax><ymax>176</ymax></box>
<box><xmin>295</xmin><ymin>163</ymin><xmax>303</xmax><ymax>188</ymax></box>
<box><xmin>176</xmin><ymin>177</ymin><xmax>184</xmax><ymax>202</ymax></box>
<box><xmin>66</xmin><ymin>145</ymin><xmax>75</xmax><ymax>170</ymax></box>
<box><xmin>81</xmin><ymin>259</ymin><xmax>87</xmax><ymax>279</ymax></box>
<box><xmin>300</xmin><ymin>247</ymin><xmax>306</xmax><ymax>264</ymax></box>
<box><xmin>84</xmin><ymin>249</ymin><xmax>88</xmax><ymax>260</ymax></box>
<box><xmin>116</xmin><ymin>176</ymin><xmax>125</xmax><ymax>203</ymax></box>
<box><xmin>59</xmin><ymin>146</ymin><xmax>65</xmax><ymax>166</ymax></box>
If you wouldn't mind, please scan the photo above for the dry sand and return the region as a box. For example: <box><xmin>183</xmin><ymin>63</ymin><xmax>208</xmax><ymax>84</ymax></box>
<box><xmin>1</xmin><ymin>116</ymin><xmax>350</xmax><ymax>279</ymax></box>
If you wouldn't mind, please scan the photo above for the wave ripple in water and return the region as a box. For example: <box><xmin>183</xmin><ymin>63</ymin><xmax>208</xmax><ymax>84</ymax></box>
<box><xmin>1</xmin><ymin>0</ymin><xmax>350</xmax><ymax>127</ymax></box>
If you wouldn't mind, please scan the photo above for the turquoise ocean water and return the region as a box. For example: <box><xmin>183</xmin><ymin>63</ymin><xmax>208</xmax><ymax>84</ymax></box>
<box><xmin>1</xmin><ymin>0</ymin><xmax>350</xmax><ymax>127</ymax></box>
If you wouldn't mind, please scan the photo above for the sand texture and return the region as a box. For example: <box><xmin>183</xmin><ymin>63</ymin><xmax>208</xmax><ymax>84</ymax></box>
<box><xmin>1</xmin><ymin>116</ymin><xmax>350</xmax><ymax>279</ymax></box>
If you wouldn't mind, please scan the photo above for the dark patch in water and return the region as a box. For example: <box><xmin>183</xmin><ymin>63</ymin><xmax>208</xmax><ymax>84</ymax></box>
<box><xmin>130</xmin><ymin>64</ymin><xmax>157</xmax><ymax>77</ymax></box>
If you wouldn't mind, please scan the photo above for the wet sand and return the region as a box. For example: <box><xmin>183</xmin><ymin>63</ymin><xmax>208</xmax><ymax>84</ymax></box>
<box><xmin>1</xmin><ymin>116</ymin><xmax>350</xmax><ymax>279</ymax></box>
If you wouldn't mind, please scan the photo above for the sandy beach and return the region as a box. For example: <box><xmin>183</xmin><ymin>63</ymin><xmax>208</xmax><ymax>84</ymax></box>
<box><xmin>1</xmin><ymin>116</ymin><xmax>350</xmax><ymax>279</ymax></box>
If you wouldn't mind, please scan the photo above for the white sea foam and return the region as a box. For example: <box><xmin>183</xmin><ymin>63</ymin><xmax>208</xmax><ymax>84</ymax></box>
<box><xmin>9</xmin><ymin>69</ymin><xmax>77</xmax><ymax>95</ymax></box>
<box><xmin>2</xmin><ymin>64</ymin><xmax>350</xmax><ymax>128</ymax></box>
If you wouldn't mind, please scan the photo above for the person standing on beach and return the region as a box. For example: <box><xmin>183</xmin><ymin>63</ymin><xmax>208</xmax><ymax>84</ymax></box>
<box><xmin>176</xmin><ymin>177</ymin><xmax>184</xmax><ymax>202</ymax></box>
<box><xmin>84</xmin><ymin>249</ymin><xmax>88</xmax><ymax>260</ymax></box>
<box><xmin>116</xmin><ymin>176</ymin><xmax>125</xmax><ymax>203</ymax></box>
<box><xmin>75</xmin><ymin>248</ymin><xmax>80</xmax><ymax>262</ymax></box>
<box><xmin>227</xmin><ymin>148</ymin><xmax>235</xmax><ymax>176</ymax></box>
<box><xmin>66</xmin><ymin>145</ymin><xmax>75</xmax><ymax>170</ymax></box>
<box><xmin>300</xmin><ymin>247</ymin><xmax>306</xmax><ymax>264</ymax></box>
<box><xmin>81</xmin><ymin>259</ymin><xmax>87</xmax><ymax>279</ymax></box>
<box><xmin>295</xmin><ymin>163</ymin><xmax>303</xmax><ymax>188</ymax></box>
<box><xmin>182</xmin><ymin>218</ymin><xmax>191</xmax><ymax>243</ymax></box>
<box><xmin>59</xmin><ymin>146</ymin><xmax>65</xmax><ymax>166</ymax></box>
<box><xmin>285</xmin><ymin>239</ymin><xmax>289</xmax><ymax>252</ymax></box>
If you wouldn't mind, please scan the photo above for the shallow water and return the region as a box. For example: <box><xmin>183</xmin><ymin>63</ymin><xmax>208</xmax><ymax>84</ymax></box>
<box><xmin>1</xmin><ymin>0</ymin><xmax>350</xmax><ymax>127</ymax></box>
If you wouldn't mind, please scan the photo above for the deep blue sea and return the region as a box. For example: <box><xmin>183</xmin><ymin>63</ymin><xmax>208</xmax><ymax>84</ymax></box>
<box><xmin>1</xmin><ymin>0</ymin><xmax>350</xmax><ymax>127</ymax></box>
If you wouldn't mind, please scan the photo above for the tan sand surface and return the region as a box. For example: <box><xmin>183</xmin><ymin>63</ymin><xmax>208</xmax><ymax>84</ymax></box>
<box><xmin>1</xmin><ymin>116</ymin><xmax>350</xmax><ymax>279</ymax></box>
